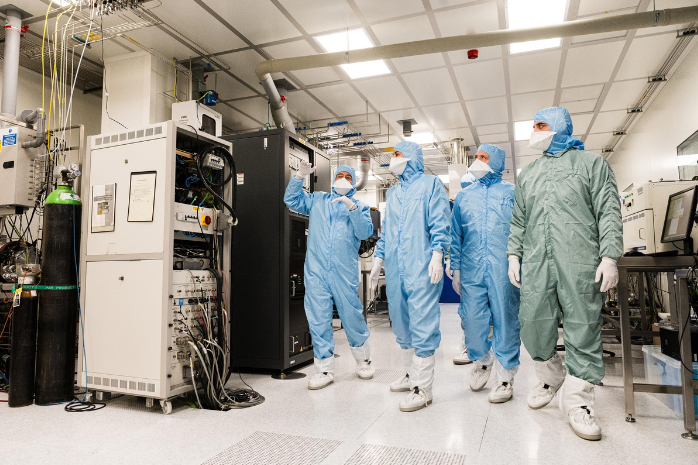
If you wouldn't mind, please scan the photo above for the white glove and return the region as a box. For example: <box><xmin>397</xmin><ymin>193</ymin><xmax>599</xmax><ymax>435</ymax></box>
<box><xmin>452</xmin><ymin>269</ymin><xmax>461</xmax><ymax>296</ymax></box>
<box><xmin>428</xmin><ymin>251</ymin><xmax>444</xmax><ymax>284</ymax></box>
<box><xmin>369</xmin><ymin>257</ymin><xmax>383</xmax><ymax>290</ymax></box>
<box><xmin>296</xmin><ymin>160</ymin><xmax>315</xmax><ymax>179</ymax></box>
<box><xmin>445</xmin><ymin>259</ymin><xmax>453</xmax><ymax>280</ymax></box>
<box><xmin>508</xmin><ymin>255</ymin><xmax>521</xmax><ymax>289</ymax></box>
<box><xmin>595</xmin><ymin>257</ymin><xmax>619</xmax><ymax>292</ymax></box>
<box><xmin>331</xmin><ymin>196</ymin><xmax>356</xmax><ymax>210</ymax></box>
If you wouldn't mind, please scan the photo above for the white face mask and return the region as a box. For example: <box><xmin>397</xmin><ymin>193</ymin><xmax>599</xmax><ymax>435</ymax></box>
<box><xmin>388</xmin><ymin>157</ymin><xmax>410</xmax><ymax>175</ymax></box>
<box><xmin>528</xmin><ymin>131</ymin><xmax>556</xmax><ymax>151</ymax></box>
<box><xmin>469</xmin><ymin>159</ymin><xmax>494</xmax><ymax>179</ymax></box>
<box><xmin>332</xmin><ymin>178</ymin><xmax>353</xmax><ymax>195</ymax></box>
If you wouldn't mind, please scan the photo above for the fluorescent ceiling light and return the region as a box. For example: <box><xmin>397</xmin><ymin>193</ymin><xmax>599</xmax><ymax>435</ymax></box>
<box><xmin>508</xmin><ymin>0</ymin><xmax>566</xmax><ymax>54</ymax></box>
<box><xmin>407</xmin><ymin>132</ymin><xmax>435</xmax><ymax>144</ymax></box>
<box><xmin>514</xmin><ymin>120</ymin><xmax>534</xmax><ymax>141</ymax></box>
<box><xmin>517</xmin><ymin>168</ymin><xmax>522</xmax><ymax>175</ymax></box>
<box><xmin>316</xmin><ymin>28</ymin><xmax>391</xmax><ymax>79</ymax></box>
<box><xmin>438</xmin><ymin>175</ymin><xmax>450</xmax><ymax>184</ymax></box>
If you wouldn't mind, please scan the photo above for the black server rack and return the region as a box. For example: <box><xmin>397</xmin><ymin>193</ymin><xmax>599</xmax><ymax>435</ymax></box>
<box><xmin>223</xmin><ymin>129</ymin><xmax>331</xmax><ymax>374</ymax></box>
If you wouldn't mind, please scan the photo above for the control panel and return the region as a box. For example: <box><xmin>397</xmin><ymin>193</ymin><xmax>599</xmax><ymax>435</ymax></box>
<box><xmin>173</xmin><ymin>203</ymin><xmax>219</xmax><ymax>234</ymax></box>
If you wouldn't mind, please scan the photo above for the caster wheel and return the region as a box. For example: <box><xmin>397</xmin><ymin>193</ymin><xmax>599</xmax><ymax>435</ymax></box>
<box><xmin>280</xmin><ymin>373</ymin><xmax>286</xmax><ymax>379</ymax></box>
<box><xmin>160</xmin><ymin>400</ymin><xmax>173</xmax><ymax>415</ymax></box>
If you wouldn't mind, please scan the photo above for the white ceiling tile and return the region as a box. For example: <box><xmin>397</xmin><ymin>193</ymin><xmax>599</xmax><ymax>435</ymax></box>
<box><xmin>211</xmin><ymin>72</ymin><xmax>257</xmax><ymax>100</ymax></box>
<box><xmin>514</xmin><ymin>141</ymin><xmax>540</xmax><ymax>157</ymax></box>
<box><xmin>287</xmin><ymin>91</ymin><xmax>334</xmax><ymax>121</ymax></box>
<box><xmin>466</xmin><ymin>97</ymin><xmax>508</xmax><ymax>126</ymax></box>
<box><xmin>125</xmin><ymin>27</ymin><xmax>194</xmax><ymax>61</ymax></box>
<box><xmin>229</xmin><ymin>97</ymin><xmax>269</xmax><ymax>123</ymax></box>
<box><xmin>563</xmin><ymin>99</ymin><xmax>598</xmax><ymax>113</ymax></box>
<box><xmin>449</xmin><ymin>46</ymin><xmax>502</xmax><ymax>64</ymax></box>
<box><xmin>392</xmin><ymin>54</ymin><xmax>446</xmax><ymax>73</ymax></box>
<box><xmin>353</xmin><ymin>0</ymin><xmax>424</xmax><ymax>21</ymax></box>
<box><xmin>560</xmin><ymin>84</ymin><xmax>604</xmax><ymax>102</ymax></box>
<box><xmin>207</xmin><ymin>0</ymin><xmax>301</xmax><ymax>44</ymax></box>
<box><xmin>309</xmin><ymin>83</ymin><xmax>368</xmax><ymax>116</ymax></box>
<box><xmin>279</xmin><ymin>0</ymin><xmax>360</xmax><ymax>35</ymax></box>
<box><xmin>292</xmin><ymin>68</ymin><xmax>343</xmax><ymax>86</ymax></box>
<box><xmin>422</xmin><ymin>103</ymin><xmax>468</xmax><ymax>130</ymax></box>
<box><xmin>562</xmin><ymin>41</ymin><xmax>625</xmax><ymax>87</ymax></box>
<box><xmin>151</xmin><ymin>0</ymin><xmax>248</xmax><ymax>52</ymax></box>
<box><xmin>577</xmin><ymin>0</ymin><xmax>640</xmax><ymax>17</ymax></box>
<box><xmin>353</xmin><ymin>76</ymin><xmax>414</xmax><ymax>112</ymax></box>
<box><xmin>590</xmin><ymin>110</ymin><xmax>628</xmax><ymax>133</ymax></box>
<box><xmin>371</xmin><ymin>16</ymin><xmax>435</xmax><ymax>45</ymax></box>
<box><xmin>571</xmin><ymin>113</ymin><xmax>594</xmax><ymax>135</ymax></box>
<box><xmin>218</xmin><ymin>49</ymin><xmax>269</xmax><ymax>88</ymax></box>
<box><xmin>583</xmin><ymin>133</ymin><xmax>612</xmax><ymax>150</ymax></box>
<box><xmin>600</xmin><ymin>79</ymin><xmax>647</xmax><ymax>111</ymax></box>
<box><xmin>616</xmin><ymin>33</ymin><xmax>678</xmax><ymax>81</ymax></box>
<box><xmin>509</xmin><ymin>50</ymin><xmax>562</xmax><ymax>94</ymax></box>
<box><xmin>453</xmin><ymin>60</ymin><xmax>506</xmax><ymax>100</ymax></box>
<box><xmin>477</xmin><ymin>124</ymin><xmax>509</xmax><ymax>136</ymax></box>
<box><xmin>434</xmin><ymin>2</ymin><xmax>500</xmax><ymax>37</ymax></box>
<box><xmin>480</xmin><ymin>133</ymin><xmax>510</xmax><ymax>144</ymax></box>
<box><xmin>402</xmin><ymin>68</ymin><xmax>459</xmax><ymax>106</ymax></box>
<box><xmin>511</xmin><ymin>91</ymin><xmax>555</xmax><ymax>121</ymax></box>
<box><xmin>435</xmin><ymin>128</ymin><xmax>476</xmax><ymax>146</ymax></box>
<box><xmin>431</xmin><ymin>0</ymin><xmax>481</xmax><ymax>8</ymax></box>
<box><xmin>515</xmin><ymin>154</ymin><xmax>543</xmax><ymax>168</ymax></box>
<box><xmin>263</xmin><ymin>40</ymin><xmax>317</xmax><ymax>59</ymax></box>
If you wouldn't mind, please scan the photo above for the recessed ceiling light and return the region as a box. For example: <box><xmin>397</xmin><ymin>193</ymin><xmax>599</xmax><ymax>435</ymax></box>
<box><xmin>514</xmin><ymin>120</ymin><xmax>534</xmax><ymax>141</ymax></box>
<box><xmin>507</xmin><ymin>0</ymin><xmax>567</xmax><ymax>54</ymax></box>
<box><xmin>407</xmin><ymin>132</ymin><xmax>435</xmax><ymax>144</ymax></box>
<box><xmin>438</xmin><ymin>175</ymin><xmax>450</xmax><ymax>184</ymax></box>
<box><xmin>315</xmin><ymin>28</ymin><xmax>391</xmax><ymax>79</ymax></box>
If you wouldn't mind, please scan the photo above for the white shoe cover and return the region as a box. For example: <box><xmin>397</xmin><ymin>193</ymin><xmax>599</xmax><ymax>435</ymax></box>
<box><xmin>399</xmin><ymin>387</ymin><xmax>433</xmax><ymax>412</ymax></box>
<box><xmin>494</xmin><ymin>359</ymin><xmax>519</xmax><ymax>383</ymax></box>
<box><xmin>568</xmin><ymin>406</ymin><xmax>602</xmax><ymax>441</ymax></box>
<box><xmin>527</xmin><ymin>381</ymin><xmax>563</xmax><ymax>410</ymax></box>
<box><xmin>389</xmin><ymin>348</ymin><xmax>414</xmax><ymax>392</ymax></box>
<box><xmin>559</xmin><ymin>374</ymin><xmax>596</xmax><ymax>414</ymax></box>
<box><xmin>534</xmin><ymin>353</ymin><xmax>566</xmax><ymax>387</ymax></box>
<box><xmin>488</xmin><ymin>380</ymin><xmax>514</xmax><ymax>403</ymax></box>
<box><xmin>453</xmin><ymin>346</ymin><xmax>472</xmax><ymax>365</ymax></box>
<box><xmin>409</xmin><ymin>354</ymin><xmax>436</xmax><ymax>391</ymax></box>
<box><xmin>314</xmin><ymin>356</ymin><xmax>335</xmax><ymax>374</ymax></box>
<box><xmin>470</xmin><ymin>350</ymin><xmax>494</xmax><ymax>391</ymax></box>
<box><xmin>308</xmin><ymin>372</ymin><xmax>334</xmax><ymax>390</ymax></box>
<box><xmin>351</xmin><ymin>343</ymin><xmax>375</xmax><ymax>379</ymax></box>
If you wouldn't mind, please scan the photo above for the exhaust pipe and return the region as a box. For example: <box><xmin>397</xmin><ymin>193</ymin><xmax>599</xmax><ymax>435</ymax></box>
<box><xmin>355</xmin><ymin>157</ymin><xmax>370</xmax><ymax>191</ymax></box>
<box><xmin>1</xmin><ymin>6</ymin><xmax>23</xmax><ymax>119</ymax></box>
<box><xmin>259</xmin><ymin>73</ymin><xmax>295</xmax><ymax>134</ymax></box>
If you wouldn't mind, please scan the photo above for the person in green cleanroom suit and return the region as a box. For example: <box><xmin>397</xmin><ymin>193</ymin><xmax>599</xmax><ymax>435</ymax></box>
<box><xmin>506</xmin><ymin>107</ymin><xmax>623</xmax><ymax>441</ymax></box>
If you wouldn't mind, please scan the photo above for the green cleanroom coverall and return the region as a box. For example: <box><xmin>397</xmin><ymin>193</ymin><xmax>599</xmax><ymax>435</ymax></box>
<box><xmin>507</xmin><ymin>107</ymin><xmax>623</xmax><ymax>415</ymax></box>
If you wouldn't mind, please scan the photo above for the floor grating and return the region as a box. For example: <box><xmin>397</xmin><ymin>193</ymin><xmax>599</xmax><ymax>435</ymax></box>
<box><xmin>201</xmin><ymin>431</ymin><xmax>341</xmax><ymax>465</ymax></box>
<box><xmin>337</xmin><ymin>369</ymin><xmax>405</xmax><ymax>384</ymax></box>
<box><xmin>344</xmin><ymin>444</ymin><xmax>466</xmax><ymax>465</ymax></box>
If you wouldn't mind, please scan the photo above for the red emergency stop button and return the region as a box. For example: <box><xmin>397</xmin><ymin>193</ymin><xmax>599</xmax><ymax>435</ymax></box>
<box><xmin>201</xmin><ymin>215</ymin><xmax>211</xmax><ymax>226</ymax></box>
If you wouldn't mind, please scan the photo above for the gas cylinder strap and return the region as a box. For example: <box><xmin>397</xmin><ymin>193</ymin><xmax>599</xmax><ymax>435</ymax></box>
<box><xmin>11</xmin><ymin>285</ymin><xmax>77</xmax><ymax>292</ymax></box>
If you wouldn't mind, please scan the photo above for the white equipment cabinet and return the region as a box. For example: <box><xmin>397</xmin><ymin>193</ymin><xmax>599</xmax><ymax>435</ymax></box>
<box><xmin>621</xmin><ymin>181</ymin><xmax>698</xmax><ymax>254</ymax></box>
<box><xmin>78</xmin><ymin>121</ymin><xmax>231</xmax><ymax>413</ymax></box>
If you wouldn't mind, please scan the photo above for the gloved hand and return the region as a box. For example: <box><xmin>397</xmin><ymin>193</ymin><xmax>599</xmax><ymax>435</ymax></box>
<box><xmin>508</xmin><ymin>255</ymin><xmax>521</xmax><ymax>289</ymax></box>
<box><xmin>445</xmin><ymin>259</ymin><xmax>453</xmax><ymax>280</ymax></box>
<box><xmin>296</xmin><ymin>160</ymin><xmax>315</xmax><ymax>179</ymax></box>
<box><xmin>452</xmin><ymin>269</ymin><xmax>461</xmax><ymax>296</ymax></box>
<box><xmin>595</xmin><ymin>257</ymin><xmax>619</xmax><ymax>292</ymax></box>
<box><xmin>369</xmin><ymin>258</ymin><xmax>383</xmax><ymax>290</ymax></box>
<box><xmin>428</xmin><ymin>251</ymin><xmax>444</xmax><ymax>284</ymax></box>
<box><xmin>331</xmin><ymin>196</ymin><xmax>356</xmax><ymax>210</ymax></box>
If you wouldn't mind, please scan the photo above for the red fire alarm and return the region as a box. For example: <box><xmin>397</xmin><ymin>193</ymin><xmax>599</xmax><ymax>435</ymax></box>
<box><xmin>467</xmin><ymin>49</ymin><xmax>479</xmax><ymax>59</ymax></box>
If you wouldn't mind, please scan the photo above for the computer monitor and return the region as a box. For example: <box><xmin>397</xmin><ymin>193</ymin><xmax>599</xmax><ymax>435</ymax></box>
<box><xmin>661</xmin><ymin>186</ymin><xmax>698</xmax><ymax>248</ymax></box>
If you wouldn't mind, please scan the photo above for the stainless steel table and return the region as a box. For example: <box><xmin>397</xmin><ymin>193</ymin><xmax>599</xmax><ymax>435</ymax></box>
<box><xmin>618</xmin><ymin>255</ymin><xmax>698</xmax><ymax>439</ymax></box>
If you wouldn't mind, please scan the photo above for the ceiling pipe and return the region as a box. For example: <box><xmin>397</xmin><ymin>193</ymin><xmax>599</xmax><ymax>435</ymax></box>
<box><xmin>259</xmin><ymin>74</ymin><xmax>295</xmax><ymax>134</ymax></box>
<box><xmin>256</xmin><ymin>6</ymin><xmax>698</xmax><ymax>79</ymax></box>
<box><xmin>1</xmin><ymin>6</ymin><xmax>23</xmax><ymax>119</ymax></box>
<box><xmin>355</xmin><ymin>157</ymin><xmax>370</xmax><ymax>191</ymax></box>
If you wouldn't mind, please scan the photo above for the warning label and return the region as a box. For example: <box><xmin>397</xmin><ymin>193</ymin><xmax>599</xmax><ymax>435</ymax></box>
<box><xmin>2</xmin><ymin>133</ymin><xmax>17</xmax><ymax>147</ymax></box>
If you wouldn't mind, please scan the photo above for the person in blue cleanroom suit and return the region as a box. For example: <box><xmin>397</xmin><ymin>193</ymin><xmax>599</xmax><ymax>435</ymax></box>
<box><xmin>369</xmin><ymin>141</ymin><xmax>450</xmax><ymax>412</ymax></box>
<box><xmin>284</xmin><ymin>163</ymin><xmax>375</xmax><ymax>391</ymax></box>
<box><xmin>451</xmin><ymin>171</ymin><xmax>478</xmax><ymax>366</ymax></box>
<box><xmin>450</xmin><ymin>144</ymin><xmax>521</xmax><ymax>404</ymax></box>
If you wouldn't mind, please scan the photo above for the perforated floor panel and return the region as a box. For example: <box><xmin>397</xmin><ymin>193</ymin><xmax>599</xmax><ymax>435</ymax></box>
<box><xmin>201</xmin><ymin>431</ymin><xmax>341</xmax><ymax>465</ymax></box>
<box><xmin>337</xmin><ymin>369</ymin><xmax>405</xmax><ymax>384</ymax></box>
<box><xmin>344</xmin><ymin>444</ymin><xmax>466</xmax><ymax>465</ymax></box>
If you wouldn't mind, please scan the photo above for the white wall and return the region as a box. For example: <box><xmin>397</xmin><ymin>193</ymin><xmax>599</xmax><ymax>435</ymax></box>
<box><xmin>0</xmin><ymin>63</ymin><xmax>102</xmax><ymax>138</ymax></box>
<box><xmin>608</xmin><ymin>43</ymin><xmax>698</xmax><ymax>191</ymax></box>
